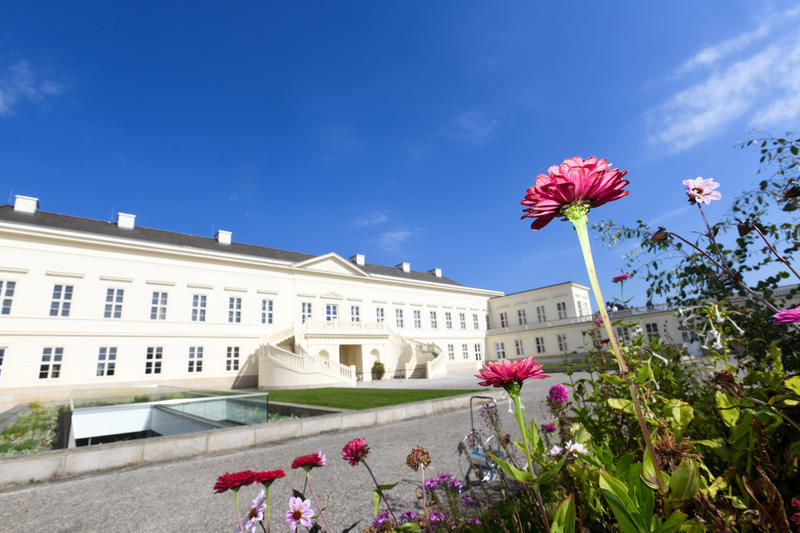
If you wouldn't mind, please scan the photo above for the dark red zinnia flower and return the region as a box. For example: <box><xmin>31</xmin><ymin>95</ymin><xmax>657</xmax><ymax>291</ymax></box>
<box><xmin>341</xmin><ymin>438</ymin><xmax>370</xmax><ymax>466</ymax></box>
<box><xmin>521</xmin><ymin>156</ymin><xmax>630</xmax><ymax>230</ymax></box>
<box><xmin>291</xmin><ymin>450</ymin><xmax>326</xmax><ymax>470</ymax></box>
<box><xmin>213</xmin><ymin>470</ymin><xmax>256</xmax><ymax>493</ymax></box>
<box><xmin>612</xmin><ymin>273</ymin><xmax>630</xmax><ymax>283</ymax></box>
<box><xmin>252</xmin><ymin>469</ymin><xmax>285</xmax><ymax>486</ymax></box>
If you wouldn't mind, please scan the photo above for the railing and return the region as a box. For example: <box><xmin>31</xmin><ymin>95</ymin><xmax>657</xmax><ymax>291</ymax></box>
<box><xmin>487</xmin><ymin>314</ymin><xmax>595</xmax><ymax>335</ymax></box>
<box><xmin>426</xmin><ymin>350</ymin><xmax>448</xmax><ymax>379</ymax></box>
<box><xmin>263</xmin><ymin>344</ymin><xmax>355</xmax><ymax>382</ymax></box>
<box><xmin>607</xmin><ymin>303</ymin><xmax>672</xmax><ymax>319</ymax></box>
<box><xmin>298</xmin><ymin>321</ymin><xmax>389</xmax><ymax>334</ymax></box>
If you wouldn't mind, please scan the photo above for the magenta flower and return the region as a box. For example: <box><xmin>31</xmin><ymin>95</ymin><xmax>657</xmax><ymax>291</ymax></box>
<box><xmin>291</xmin><ymin>450</ymin><xmax>326</xmax><ymax>470</ymax></box>
<box><xmin>285</xmin><ymin>497</ymin><xmax>314</xmax><ymax>531</ymax></box>
<box><xmin>612</xmin><ymin>273</ymin><xmax>630</xmax><ymax>283</ymax></box>
<box><xmin>475</xmin><ymin>355</ymin><xmax>549</xmax><ymax>393</ymax></box>
<box><xmin>682</xmin><ymin>177</ymin><xmax>721</xmax><ymax>205</ymax></box>
<box><xmin>548</xmin><ymin>384</ymin><xmax>569</xmax><ymax>404</ymax></box>
<box><xmin>773</xmin><ymin>306</ymin><xmax>800</xmax><ymax>325</ymax></box>
<box><xmin>521</xmin><ymin>156</ymin><xmax>630</xmax><ymax>230</ymax></box>
<box><xmin>790</xmin><ymin>497</ymin><xmax>800</xmax><ymax>524</ymax></box>
<box><xmin>341</xmin><ymin>438</ymin><xmax>370</xmax><ymax>466</ymax></box>
<box><xmin>542</xmin><ymin>423</ymin><xmax>557</xmax><ymax>433</ymax></box>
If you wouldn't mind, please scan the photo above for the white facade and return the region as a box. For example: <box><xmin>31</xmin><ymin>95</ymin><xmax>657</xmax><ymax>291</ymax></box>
<box><xmin>0</xmin><ymin>196</ymin><xmax>499</xmax><ymax>406</ymax></box>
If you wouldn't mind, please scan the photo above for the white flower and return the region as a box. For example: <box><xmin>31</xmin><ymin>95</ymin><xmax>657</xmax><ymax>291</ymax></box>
<box><xmin>549</xmin><ymin>440</ymin><xmax>587</xmax><ymax>457</ymax></box>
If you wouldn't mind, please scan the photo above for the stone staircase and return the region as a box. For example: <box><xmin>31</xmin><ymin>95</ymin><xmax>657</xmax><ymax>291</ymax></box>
<box><xmin>408</xmin><ymin>342</ymin><xmax>440</xmax><ymax>379</ymax></box>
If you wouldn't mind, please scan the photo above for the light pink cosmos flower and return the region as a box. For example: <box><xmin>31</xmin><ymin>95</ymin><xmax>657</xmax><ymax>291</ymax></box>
<box><xmin>682</xmin><ymin>177</ymin><xmax>721</xmax><ymax>205</ymax></box>
<box><xmin>521</xmin><ymin>156</ymin><xmax>630</xmax><ymax>230</ymax></box>
<box><xmin>285</xmin><ymin>497</ymin><xmax>314</xmax><ymax>531</ymax></box>
<box><xmin>475</xmin><ymin>355</ymin><xmax>549</xmax><ymax>390</ymax></box>
<box><xmin>773</xmin><ymin>305</ymin><xmax>800</xmax><ymax>325</ymax></box>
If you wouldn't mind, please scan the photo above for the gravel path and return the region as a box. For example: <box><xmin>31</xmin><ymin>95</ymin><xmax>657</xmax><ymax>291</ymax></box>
<box><xmin>0</xmin><ymin>372</ymin><xmax>583</xmax><ymax>532</ymax></box>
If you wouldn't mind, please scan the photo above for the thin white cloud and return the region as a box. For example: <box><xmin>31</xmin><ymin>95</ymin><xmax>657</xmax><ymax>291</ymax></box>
<box><xmin>452</xmin><ymin>111</ymin><xmax>500</xmax><ymax>144</ymax></box>
<box><xmin>378</xmin><ymin>230</ymin><xmax>412</xmax><ymax>250</ymax></box>
<box><xmin>353</xmin><ymin>211</ymin><xmax>389</xmax><ymax>227</ymax></box>
<box><xmin>647</xmin><ymin>205</ymin><xmax>692</xmax><ymax>226</ymax></box>
<box><xmin>0</xmin><ymin>61</ymin><xmax>66</xmax><ymax>116</ymax></box>
<box><xmin>648</xmin><ymin>34</ymin><xmax>800</xmax><ymax>152</ymax></box>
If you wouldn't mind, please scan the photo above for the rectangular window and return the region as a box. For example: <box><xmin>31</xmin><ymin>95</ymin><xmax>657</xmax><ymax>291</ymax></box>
<box><xmin>150</xmin><ymin>291</ymin><xmax>168</xmax><ymax>320</ymax></box>
<box><xmin>226</xmin><ymin>346</ymin><xmax>240</xmax><ymax>371</ymax></box>
<box><xmin>535</xmin><ymin>337</ymin><xmax>545</xmax><ymax>354</ymax></box>
<box><xmin>326</xmin><ymin>304</ymin><xmax>338</xmax><ymax>322</ymax></box>
<box><xmin>351</xmin><ymin>305</ymin><xmax>360</xmax><ymax>323</ymax></box>
<box><xmin>495</xmin><ymin>342</ymin><xmax>506</xmax><ymax>360</ymax></box>
<box><xmin>462</xmin><ymin>343</ymin><xmax>469</xmax><ymax>359</ymax></box>
<box><xmin>557</xmin><ymin>334</ymin><xmax>568</xmax><ymax>352</ymax></box>
<box><xmin>0</xmin><ymin>347</ymin><xmax>5</xmax><ymax>382</ymax></box>
<box><xmin>447</xmin><ymin>344</ymin><xmax>455</xmax><ymax>360</ymax></box>
<box><xmin>645</xmin><ymin>322</ymin><xmax>660</xmax><ymax>341</ymax></box>
<box><xmin>191</xmin><ymin>294</ymin><xmax>207</xmax><ymax>322</ymax></box>
<box><xmin>0</xmin><ymin>280</ymin><xmax>15</xmax><ymax>315</ymax></box>
<box><xmin>445</xmin><ymin>312</ymin><xmax>453</xmax><ymax>329</ymax></box>
<box><xmin>517</xmin><ymin>309</ymin><xmax>527</xmax><ymax>325</ymax></box>
<box><xmin>49</xmin><ymin>284</ymin><xmax>73</xmax><ymax>317</ymax></box>
<box><xmin>145</xmin><ymin>347</ymin><xmax>162</xmax><ymax>374</ymax></box>
<box><xmin>474</xmin><ymin>343</ymin><xmax>482</xmax><ymax>360</ymax></box>
<box><xmin>228</xmin><ymin>297</ymin><xmax>242</xmax><ymax>323</ymax></box>
<box><xmin>302</xmin><ymin>302</ymin><xmax>312</xmax><ymax>324</ymax></box>
<box><xmin>413</xmin><ymin>310</ymin><xmax>421</xmax><ymax>328</ymax></box>
<box><xmin>500</xmin><ymin>312</ymin><xmax>509</xmax><ymax>328</ymax></box>
<box><xmin>261</xmin><ymin>299</ymin><xmax>274</xmax><ymax>325</ymax></box>
<box><xmin>486</xmin><ymin>314</ymin><xmax>491</xmax><ymax>329</ymax></box>
<box><xmin>430</xmin><ymin>311</ymin><xmax>438</xmax><ymax>328</ymax></box>
<box><xmin>188</xmin><ymin>346</ymin><xmax>203</xmax><ymax>372</ymax></box>
<box><xmin>515</xmin><ymin>339</ymin><xmax>524</xmax><ymax>356</ymax></box>
<box><xmin>473</xmin><ymin>313</ymin><xmax>479</xmax><ymax>329</ymax></box>
<box><xmin>39</xmin><ymin>347</ymin><xmax>63</xmax><ymax>379</ymax></box>
<box><xmin>557</xmin><ymin>302</ymin><xmax>567</xmax><ymax>319</ymax></box>
<box><xmin>577</xmin><ymin>301</ymin><xmax>585</xmax><ymax>316</ymax></box>
<box><xmin>536</xmin><ymin>305</ymin><xmax>546</xmax><ymax>322</ymax></box>
<box><xmin>459</xmin><ymin>313</ymin><xmax>466</xmax><ymax>329</ymax></box>
<box><xmin>376</xmin><ymin>307</ymin><xmax>384</xmax><ymax>324</ymax></box>
<box><xmin>616</xmin><ymin>326</ymin><xmax>631</xmax><ymax>343</ymax></box>
<box><xmin>395</xmin><ymin>308</ymin><xmax>404</xmax><ymax>328</ymax></box>
<box><xmin>96</xmin><ymin>347</ymin><xmax>117</xmax><ymax>376</ymax></box>
<box><xmin>104</xmin><ymin>288</ymin><xmax>124</xmax><ymax>319</ymax></box>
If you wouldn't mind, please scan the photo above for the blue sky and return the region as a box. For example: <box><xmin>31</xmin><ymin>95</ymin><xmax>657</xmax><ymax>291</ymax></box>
<box><xmin>2</xmin><ymin>1</ymin><xmax>799</xmax><ymax>304</ymax></box>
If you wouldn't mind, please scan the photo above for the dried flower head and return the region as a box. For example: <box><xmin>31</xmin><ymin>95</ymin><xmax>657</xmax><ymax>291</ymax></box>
<box><xmin>341</xmin><ymin>438</ymin><xmax>370</xmax><ymax>466</ymax></box>
<box><xmin>521</xmin><ymin>156</ymin><xmax>630</xmax><ymax>230</ymax></box>
<box><xmin>707</xmin><ymin>369</ymin><xmax>743</xmax><ymax>397</ymax></box>
<box><xmin>291</xmin><ymin>450</ymin><xmax>326</xmax><ymax>471</ymax></box>
<box><xmin>651</xmin><ymin>227</ymin><xmax>669</xmax><ymax>242</ymax></box>
<box><xmin>406</xmin><ymin>446</ymin><xmax>432</xmax><ymax>471</ymax></box>
<box><xmin>475</xmin><ymin>355</ymin><xmax>548</xmax><ymax>394</ymax></box>
<box><xmin>773</xmin><ymin>305</ymin><xmax>800</xmax><ymax>325</ymax></box>
<box><xmin>213</xmin><ymin>470</ymin><xmax>256</xmax><ymax>493</ymax></box>
<box><xmin>683</xmin><ymin>177</ymin><xmax>721</xmax><ymax>205</ymax></box>
<box><xmin>654</xmin><ymin>433</ymin><xmax>701</xmax><ymax>471</ymax></box>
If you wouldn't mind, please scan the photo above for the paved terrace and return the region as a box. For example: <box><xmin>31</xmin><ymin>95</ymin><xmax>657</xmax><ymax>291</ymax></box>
<box><xmin>0</xmin><ymin>372</ymin><xmax>585</xmax><ymax>532</ymax></box>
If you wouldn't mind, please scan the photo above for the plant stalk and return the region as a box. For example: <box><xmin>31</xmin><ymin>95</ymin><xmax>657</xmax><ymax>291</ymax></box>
<box><xmin>363</xmin><ymin>460</ymin><xmax>398</xmax><ymax>525</ymax></box>
<box><xmin>306</xmin><ymin>472</ymin><xmax>333</xmax><ymax>533</ymax></box>
<box><xmin>571</xmin><ymin>213</ymin><xmax>667</xmax><ymax>493</ymax></box>
<box><xmin>234</xmin><ymin>490</ymin><xmax>244</xmax><ymax>533</ymax></box>
<box><xmin>510</xmin><ymin>392</ymin><xmax>551</xmax><ymax>533</ymax></box>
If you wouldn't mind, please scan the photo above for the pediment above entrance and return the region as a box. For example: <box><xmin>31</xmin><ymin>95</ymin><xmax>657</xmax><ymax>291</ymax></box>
<box><xmin>293</xmin><ymin>252</ymin><xmax>368</xmax><ymax>277</ymax></box>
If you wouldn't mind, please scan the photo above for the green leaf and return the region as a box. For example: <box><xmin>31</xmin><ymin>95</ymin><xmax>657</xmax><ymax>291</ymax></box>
<box><xmin>786</xmin><ymin>375</ymin><xmax>800</xmax><ymax>396</ymax></box>
<box><xmin>641</xmin><ymin>448</ymin><xmax>669</xmax><ymax>492</ymax></box>
<box><xmin>601</xmin><ymin>373</ymin><xmax>626</xmax><ymax>386</ymax></box>
<box><xmin>375</xmin><ymin>483</ymin><xmax>398</xmax><ymax>492</ymax></box>
<box><xmin>663</xmin><ymin>399</ymin><xmax>694</xmax><ymax>437</ymax></box>
<box><xmin>397</xmin><ymin>522</ymin><xmax>422</xmax><ymax>532</ymax></box>
<box><xmin>608</xmin><ymin>398</ymin><xmax>635</xmax><ymax>415</ymax></box>
<box><xmin>634</xmin><ymin>364</ymin><xmax>653</xmax><ymax>384</ymax></box>
<box><xmin>599</xmin><ymin>471</ymin><xmax>644</xmax><ymax>533</ymax></box>
<box><xmin>373</xmin><ymin>489</ymin><xmax>380</xmax><ymax>517</ymax></box>
<box><xmin>535</xmin><ymin>449</ymin><xmax>569</xmax><ymax>485</ymax></box>
<box><xmin>526</xmin><ymin>419</ymin><xmax>545</xmax><ymax>459</ymax></box>
<box><xmin>668</xmin><ymin>459</ymin><xmax>699</xmax><ymax>502</ymax></box>
<box><xmin>715</xmin><ymin>390</ymin><xmax>740</xmax><ymax>427</ymax></box>
<box><xmin>488</xmin><ymin>451</ymin><xmax>532</xmax><ymax>484</ymax></box>
<box><xmin>652</xmin><ymin>511</ymin><xmax>687</xmax><ymax>533</ymax></box>
<box><xmin>551</xmin><ymin>495</ymin><xmax>575</xmax><ymax>533</ymax></box>
<box><xmin>693</xmin><ymin>438</ymin><xmax>723</xmax><ymax>449</ymax></box>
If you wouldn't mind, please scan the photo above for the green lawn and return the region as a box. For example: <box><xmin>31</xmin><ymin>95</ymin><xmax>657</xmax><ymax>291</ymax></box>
<box><xmin>265</xmin><ymin>388</ymin><xmax>479</xmax><ymax>410</ymax></box>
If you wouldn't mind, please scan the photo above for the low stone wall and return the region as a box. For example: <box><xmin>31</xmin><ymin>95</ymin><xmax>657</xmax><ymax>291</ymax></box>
<box><xmin>0</xmin><ymin>390</ymin><xmax>503</xmax><ymax>487</ymax></box>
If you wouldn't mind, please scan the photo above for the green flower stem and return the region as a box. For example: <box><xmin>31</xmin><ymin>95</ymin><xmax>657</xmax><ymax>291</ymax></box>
<box><xmin>569</xmin><ymin>213</ymin><xmax>667</xmax><ymax>493</ymax></box>
<box><xmin>265</xmin><ymin>486</ymin><xmax>270</xmax><ymax>533</ymax></box>
<box><xmin>362</xmin><ymin>459</ymin><xmax>398</xmax><ymax>525</ymax></box>
<box><xmin>234</xmin><ymin>489</ymin><xmax>244</xmax><ymax>533</ymax></box>
<box><xmin>510</xmin><ymin>391</ymin><xmax>551</xmax><ymax>533</ymax></box>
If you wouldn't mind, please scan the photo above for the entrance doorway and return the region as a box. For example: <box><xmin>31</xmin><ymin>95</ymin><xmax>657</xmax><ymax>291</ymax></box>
<box><xmin>339</xmin><ymin>345</ymin><xmax>363</xmax><ymax>379</ymax></box>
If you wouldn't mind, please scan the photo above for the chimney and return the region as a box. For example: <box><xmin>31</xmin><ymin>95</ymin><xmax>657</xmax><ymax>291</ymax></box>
<box><xmin>13</xmin><ymin>195</ymin><xmax>38</xmax><ymax>214</ymax></box>
<box><xmin>215</xmin><ymin>230</ymin><xmax>232</xmax><ymax>245</ymax></box>
<box><xmin>397</xmin><ymin>262</ymin><xmax>411</xmax><ymax>273</ymax></box>
<box><xmin>350</xmin><ymin>254</ymin><xmax>365</xmax><ymax>266</ymax></box>
<box><xmin>117</xmin><ymin>212</ymin><xmax>136</xmax><ymax>229</ymax></box>
<box><xmin>429</xmin><ymin>267</ymin><xmax>442</xmax><ymax>278</ymax></box>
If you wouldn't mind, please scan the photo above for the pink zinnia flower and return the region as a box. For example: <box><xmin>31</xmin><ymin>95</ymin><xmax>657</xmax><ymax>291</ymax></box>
<box><xmin>682</xmin><ymin>177</ymin><xmax>721</xmax><ymax>205</ymax></box>
<box><xmin>612</xmin><ymin>273</ymin><xmax>630</xmax><ymax>283</ymax></box>
<box><xmin>475</xmin><ymin>355</ymin><xmax>549</xmax><ymax>392</ymax></box>
<box><xmin>342</xmin><ymin>438</ymin><xmax>370</xmax><ymax>466</ymax></box>
<box><xmin>291</xmin><ymin>450</ymin><xmax>326</xmax><ymax>470</ymax></box>
<box><xmin>548</xmin><ymin>384</ymin><xmax>569</xmax><ymax>403</ymax></box>
<box><xmin>213</xmin><ymin>470</ymin><xmax>256</xmax><ymax>493</ymax></box>
<box><xmin>542</xmin><ymin>423</ymin><xmax>557</xmax><ymax>433</ymax></box>
<box><xmin>285</xmin><ymin>497</ymin><xmax>314</xmax><ymax>531</ymax></box>
<box><xmin>773</xmin><ymin>305</ymin><xmax>800</xmax><ymax>325</ymax></box>
<box><xmin>521</xmin><ymin>156</ymin><xmax>630</xmax><ymax>230</ymax></box>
